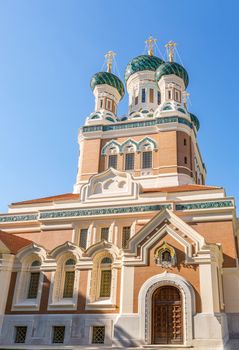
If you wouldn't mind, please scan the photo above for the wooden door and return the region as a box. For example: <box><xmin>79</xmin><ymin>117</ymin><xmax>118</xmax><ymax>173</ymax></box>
<box><xmin>152</xmin><ymin>286</ymin><xmax>183</xmax><ymax>344</ymax></box>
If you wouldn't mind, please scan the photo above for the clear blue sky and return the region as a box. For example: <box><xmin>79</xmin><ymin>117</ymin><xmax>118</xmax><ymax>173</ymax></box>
<box><xmin>0</xmin><ymin>0</ymin><xmax>238</xmax><ymax>212</ymax></box>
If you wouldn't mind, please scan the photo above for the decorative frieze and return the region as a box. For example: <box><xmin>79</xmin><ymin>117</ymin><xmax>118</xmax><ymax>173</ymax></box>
<box><xmin>39</xmin><ymin>204</ymin><xmax>172</xmax><ymax>220</ymax></box>
<box><xmin>0</xmin><ymin>214</ymin><xmax>38</xmax><ymax>223</ymax></box>
<box><xmin>0</xmin><ymin>200</ymin><xmax>234</xmax><ymax>224</ymax></box>
<box><xmin>175</xmin><ymin>200</ymin><xmax>234</xmax><ymax>211</ymax></box>
<box><xmin>82</xmin><ymin>116</ymin><xmax>193</xmax><ymax>134</ymax></box>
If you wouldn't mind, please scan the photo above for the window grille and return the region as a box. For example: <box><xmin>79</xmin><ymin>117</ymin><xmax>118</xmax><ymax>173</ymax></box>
<box><xmin>157</xmin><ymin>91</ymin><xmax>161</xmax><ymax>105</ymax></box>
<box><xmin>92</xmin><ymin>326</ymin><xmax>105</xmax><ymax>344</ymax></box>
<box><xmin>100</xmin><ymin>270</ymin><xmax>111</xmax><ymax>297</ymax></box>
<box><xmin>63</xmin><ymin>271</ymin><xmax>75</xmax><ymax>298</ymax></box>
<box><xmin>142</xmin><ymin>88</ymin><xmax>146</xmax><ymax>103</ymax></box>
<box><xmin>125</xmin><ymin>153</ymin><xmax>134</xmax><ymax>170</ymax></box>
<box><xmin>65</xmin><ymin>258</ymin><xmax>75</xmax><ymax>266</ymax></box>
<box><xmin>52</xmin><ymin>326</ymin><xmax>65</xmax><ymax>344</ymax></box>
<box><xmin>79</xmin><ymin>228</ymin><xmax>88</xmax><ymax>249</ymax></box>
<box><xmin>122</xmin><ymin>226</ymin><xmax>131</xmax><ymax>248</ymax></box>
<box><xmin>101</xmin><ymin>227</ymin><xmax>109</xmax><ymax>241</ymax></box>
<box><xmin>108</xmin><ymin>154</ymin><xmax>117</xmax><ymax>169</ymax></box>
<box><xmin>15</xmin><ymin>326</ymin><xmax>27</xmax><ymax>343</ymax></box>
<box><xmin>142</xmin><ymin>151</ymin><xmax>152</xmax><ymax>169</ymax></box>
<box><xmin>101</xmin><ymin>257</ymin><xmax>112</xmax><ymax>264</ymax></box>
<box><xmin>27</xmin><ymin>272</ymin><xmax>40</xmax><ymax>299</ymax></box>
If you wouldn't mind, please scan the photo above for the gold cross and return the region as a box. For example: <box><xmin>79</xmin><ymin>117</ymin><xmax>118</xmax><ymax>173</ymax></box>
<box><xmin>105</xmin><ymin>51</ymin><xmax>116</xmax><ymax>73</ymax></box>
<box><xmin>165</xmin><ymin>41</ymin><xmax>176</xmax><ymax>62</ymax></box>
<box><xmin>145</xmin><ymin>35</ymin><xmax>157</xmax><ymax>56</ymax></box>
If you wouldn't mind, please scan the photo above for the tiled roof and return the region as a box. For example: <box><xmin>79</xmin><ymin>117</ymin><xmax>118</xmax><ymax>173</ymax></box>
<box><xmin>12</xmin><ymin>193</ymin><xmax>79</xmax><ymax>206</ymax></box>
<box><xmin>0</xmin><ymin>230</ymin><xmax>32</xmax><ymax>254</ymax></box>
<box><xmin>143</xmin><ymin>184</ymin><xmax>221</xmax><ymax>193</ymax></box>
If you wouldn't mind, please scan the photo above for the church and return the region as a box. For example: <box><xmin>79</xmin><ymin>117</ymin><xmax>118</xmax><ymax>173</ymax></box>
<box><xmin>0</xmin><ymin>37</ymin><xmax>238</xmax><ymax>349</ymax></box>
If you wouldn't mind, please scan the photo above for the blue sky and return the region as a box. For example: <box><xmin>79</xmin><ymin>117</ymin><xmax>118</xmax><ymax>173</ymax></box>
<box><xmin>0</xmin><ymin>0</ymin><xmax>238</xmax><ymax>212</ymax></box>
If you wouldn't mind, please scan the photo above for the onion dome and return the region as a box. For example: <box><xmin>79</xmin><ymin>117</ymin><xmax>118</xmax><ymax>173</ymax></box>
<box><xmin>190</xmin><ymin>112</ymin><xmax>200</xmax><ymax>131</ymax></box>
<box><xmin>90</xmin><ymin>71</ymin><xmax>125</xmax><ymax>99</ymax></box>
<box><xmin>124</xmin><ymin>55</ymin><xmax>164</xmax><ymax>82</ymax></box>
<box><xmin>155</xmin><ymin>62</ymin><xmax>189</xmax><ymax>88</ymax></box>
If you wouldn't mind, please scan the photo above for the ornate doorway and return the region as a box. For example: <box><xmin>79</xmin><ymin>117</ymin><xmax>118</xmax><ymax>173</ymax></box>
<box><xmin>152</xmin><ymin>285</ymin><xmax>183</xmax><ymax>344</ymax></box>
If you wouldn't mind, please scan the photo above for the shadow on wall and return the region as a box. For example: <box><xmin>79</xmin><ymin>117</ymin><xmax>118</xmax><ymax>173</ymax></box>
<box><xmin>114</xmin><ymin>325</ymin><xmax>138</xmax><ymax>347</ymax></box>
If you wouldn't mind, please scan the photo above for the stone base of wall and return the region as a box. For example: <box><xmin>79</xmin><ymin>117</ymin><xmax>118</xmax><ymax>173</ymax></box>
<box><xmin>0</xmin><ymin>313</ymin><xmax>231</xmax><ymax>348</ymax></box>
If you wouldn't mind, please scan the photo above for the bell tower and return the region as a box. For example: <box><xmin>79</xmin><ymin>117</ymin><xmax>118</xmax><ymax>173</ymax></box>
<box><xmin>74</xmin><ymin>39</ymin><xmax>206</xmax><ymax>193</ymax></box>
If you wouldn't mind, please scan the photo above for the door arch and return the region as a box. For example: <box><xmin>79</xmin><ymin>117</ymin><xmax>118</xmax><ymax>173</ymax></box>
<box><xmin>152</xmin><ymin>285</ymin><xmax>183</xmax><ymax>344</ymax></box>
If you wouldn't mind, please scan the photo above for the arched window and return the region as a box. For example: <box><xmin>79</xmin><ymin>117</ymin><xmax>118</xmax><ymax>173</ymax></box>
<box><xmin>121</xmin><ymin>139</ymin><xmax>137</xmax><ymax>171</ymax></box>
<box><xmin>100</xmin><ymin>258</ymin><xmax>112</xmax><ymax>298</ymax></box>
<box><xmin>63</xmin><ymin>259</ymin><xmax>75</xmax><ymax>298</ymax></box>
<box><xmin>27</xmin><ymin>260</ymin><xmax>41</xmax><ymax>299</ymax></box>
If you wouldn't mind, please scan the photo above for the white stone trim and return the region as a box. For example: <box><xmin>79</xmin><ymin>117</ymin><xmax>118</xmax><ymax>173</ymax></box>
<box><xmin>138</xmin><ymin>272</ymin><xmax>195</xmax><ymax>345</ymax></box>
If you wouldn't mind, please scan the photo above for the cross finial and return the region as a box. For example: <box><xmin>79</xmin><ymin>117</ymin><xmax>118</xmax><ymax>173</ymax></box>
<box><xmin>105</xmin><ymin>51</ymin><xmax>116</xmax><ymax>73</ymax></box>
<box><xmin>182</xmin><ymin>91</ymin><xmax>190</xmax><ymax>108</ymax></box>
<box><xmin>145</xmin><ymin>35</ymin><xmax>157</xmax><ymax>56</ymax></box>
<box><xmin>165</xmin><ymin>41</ymin><xmax>177</xmax><ymax>62</ymax></box>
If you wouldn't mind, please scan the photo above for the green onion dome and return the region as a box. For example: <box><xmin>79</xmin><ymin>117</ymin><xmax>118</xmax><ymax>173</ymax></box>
<box><xmin>155</xmin><ymin>62</ymin><xmax>189</xmax><ymax>88</ymax></box>
<box><xmin>90</xmin><ymin>71</ymin><xmax>125</xmax><ymax>99</ymax></box>
<box><xmin>189</xmin><ymin>112</ymin><xmax>200</xmax><ymax>131</ymax></box>
<box><xmin>124</xmin><ymin>55</ymin><xmax>164</xmax><ymax>82</ymax></box>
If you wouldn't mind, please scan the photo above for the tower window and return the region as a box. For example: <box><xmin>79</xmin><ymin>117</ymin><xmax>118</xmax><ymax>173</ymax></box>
<box><xmin>15</xmin><ymin>326</ymin><xmax>27</xmax><ymax>344</ymax></box>
<box><xmin>142</xmin><ymin>151</ymin><xmax>152</xmax><ymax>169</ymax></box>
<box><xmin>79</xmin><ymin>228</ymin><xmax>88</xmax><ymax>249</ymax></box>
<box><xmin>106</xmin><ymin>99</ymin><xmax>112</xmax><ymax>111</ymax></box>
<box><xmin>149</xmin><ymin>88</ymin><xmax>154</xmax><ymax>103</ymax></box>
<box><xmin>101</xmin><ymin>227</ymin><xmax>109</xmax><ymax>241</ymax></box>
<box><xmin>175</xmin><ymin>89</ymin><xmax>180</xmax><ymax>102</ymax></box>
<box><xmin>157</xmin><ymin>91</ymin><xmax>161</xmax><ymax>105</ymax></box>
<box><xmin>184</xmin><ymin>138</ymin><xmax>187</xmax><ymax>146</ymax></box>
<box><xmin>135</xmin><ymin>95</ymin><xmax>138</xmax><ymax>105</ymax></box>
<box><xmin>142</xmin><ymin>88</ymin><xmax>146</xmax><ymax>103</ymax></box>
<box><xmin>100</xmin><ymin>99</ymin><xmax>103</xmax><ymax>108</ymax></box>
<box><xmin>125</xmin><ymin>153</ymin><xmax>135</xmax><ymax>170</ymax></box>
<box><xmin>122</xmin><ymin>226</ymin><xmax>131</xmax><ymax>249</ymax></box>
<box><xmin>168</xmin><ymin>90</ymin><xmax>172</xmax><ymax>99</ymax></box>
<box><xmin>108</xmin><ymin>154</ymin><xmax>117</xmax><ymax>169</ymax></box>
<box><xmin>184</xmin><ymin>156</ymin><xmax>187</xmax><ymax>164</ymax></box>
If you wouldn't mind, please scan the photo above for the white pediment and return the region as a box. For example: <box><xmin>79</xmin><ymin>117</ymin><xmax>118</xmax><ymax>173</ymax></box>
<box><xmin>124</xmin><ymin>209</ymin><xmax>207</xmax><ymax>266</ymax></box>
<box><xmin>80</xmin><ymin>168</ymin><xmax>140</xmax><ymax>203</ymax></box>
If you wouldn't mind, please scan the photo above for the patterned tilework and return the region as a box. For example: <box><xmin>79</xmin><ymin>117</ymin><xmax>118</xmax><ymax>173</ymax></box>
<box><xmin>0</xmin><ymin>201</ymin><xmax>234</xmax><ymax>223</ymax></box>
<box><xmin>155</xmin><ymin>62</ymin><xmax>189</xmax><ymax>88</ymax></box>
<box><xmin>90</xmin><ymin>71</ymin><xmax>125</xmax><ymax>98</ymax></box>
<box><xmin>175</xmin><ymin>200</ymin><xmax>234</xmax><ymax>211</ymax></box>
<box><xmin>124</xmin><ymin>55</ymin><xmax>164</xmax><ymax>82</ymax></box>
<box><xmin>82</xmin><ymin>116</ymin><xmax>193</xmax><ymax>133</ymax></box>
